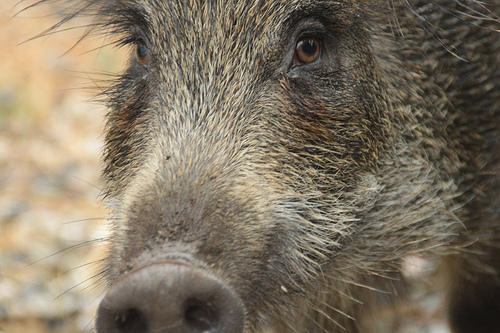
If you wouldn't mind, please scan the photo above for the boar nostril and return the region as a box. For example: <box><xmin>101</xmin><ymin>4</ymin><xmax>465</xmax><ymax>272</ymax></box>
<box><xmin>96</xmin><ymin>263</ymin><xmax>244</xmax><ymax>333</ymax></box>
<box><xmin>184</xmin><ymin>299</ymin><xmax>219</xmax><ymax>332</ymax></box>
<box><xmin>115</xmin><ymin>308</ymin><xmax>149</xmax><ymax>333</ymax></box>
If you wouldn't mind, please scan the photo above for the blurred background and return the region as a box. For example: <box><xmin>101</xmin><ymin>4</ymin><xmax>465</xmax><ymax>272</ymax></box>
<box><xmin>0</xmin><ymin>1</ymin><xmax>126</xmax><ymax>332</ymax></box>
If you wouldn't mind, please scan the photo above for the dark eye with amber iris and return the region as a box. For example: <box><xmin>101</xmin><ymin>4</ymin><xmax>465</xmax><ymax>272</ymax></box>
<box><xmin>294</xmin><ymin>38</ymin><xmax>321</xmax><ymax>66</ymax></box>
<box><xmin>135</xmin><ymin>41</ymin><xmax>149</xmax><ymax>67</ymax></box>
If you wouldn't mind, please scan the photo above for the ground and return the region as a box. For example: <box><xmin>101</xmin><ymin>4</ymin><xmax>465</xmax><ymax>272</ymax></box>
<box><xmin>1</xmin><ymin>1</ymin><xmax>122</xmax><ymax>332</ymax></box>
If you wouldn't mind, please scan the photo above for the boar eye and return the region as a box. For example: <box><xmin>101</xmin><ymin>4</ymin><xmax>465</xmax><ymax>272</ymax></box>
<box><xmin>135</xmin><ymin>40</ymin><xmax>149</xmax><ymax>66</ymax></box>
<box><xmin>294</xmin><ymin>37</ymin><xmax>321</xmax><ymax>66</ymax></box>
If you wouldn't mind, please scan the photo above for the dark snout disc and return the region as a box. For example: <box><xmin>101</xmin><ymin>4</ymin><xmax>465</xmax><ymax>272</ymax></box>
<box><xmin>96</xmin><ymin>263</ymin><xmax>245</xmax><ymax>333</ymax></box>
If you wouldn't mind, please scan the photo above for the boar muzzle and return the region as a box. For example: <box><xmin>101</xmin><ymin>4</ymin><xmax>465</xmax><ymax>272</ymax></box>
<box><xmin>96</xmin><ymin>262</ymin><xmax>245</xmax><ymax>333</ymax></box>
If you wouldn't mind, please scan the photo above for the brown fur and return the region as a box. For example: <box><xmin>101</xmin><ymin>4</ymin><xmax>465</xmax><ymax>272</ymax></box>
<box><xmin>35</xmin><ymin>0</ymin><xmax>500</xmax><ymax>332</ymax></box>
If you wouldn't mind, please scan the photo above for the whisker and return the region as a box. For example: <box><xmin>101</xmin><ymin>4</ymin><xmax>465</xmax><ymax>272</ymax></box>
<box><xmin>55</xmin><ymin>270</ymin><xmax>104</xmax><ymax>300</ymax></box>
<box><xmin>63</xmin><ymin>258</ymin><xmax>106</xmax><ymax>274</ymax></box>
<box><xmin>26</xmin><ymin>238</ymin><xmax>106</xmax><ymax>267</ymax></box>
<box><xmin>63</xmin><ymin>217</ymin><xmax>107</xmax><ymax>225</ymax></box>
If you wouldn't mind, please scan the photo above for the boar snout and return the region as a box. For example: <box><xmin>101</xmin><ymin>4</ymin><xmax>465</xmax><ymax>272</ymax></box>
<box><xmin>96</xmin><ymin>263</ymin><xmax>245</xmax><ymax>333</ymax></box>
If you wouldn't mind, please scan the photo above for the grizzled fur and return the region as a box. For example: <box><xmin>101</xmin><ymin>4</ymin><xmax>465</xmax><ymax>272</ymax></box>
<box><xmin>36</xmin><ymin>0</ymin><xmax>499</xmax><ymax>332</ymax></box>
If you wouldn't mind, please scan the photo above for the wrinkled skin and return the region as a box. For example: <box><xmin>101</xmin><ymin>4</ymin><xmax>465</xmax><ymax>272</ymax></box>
<box><xmin>38</xmin><ymin>0</ymin><xmax>500</xmax><ymax>332</ymax></box>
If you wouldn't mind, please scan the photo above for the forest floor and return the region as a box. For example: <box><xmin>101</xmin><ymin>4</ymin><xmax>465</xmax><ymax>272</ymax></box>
<box><xmin>0</xmin><ymin>1</ymin><xmax>123</xmax><ymax>332</ymax></box>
